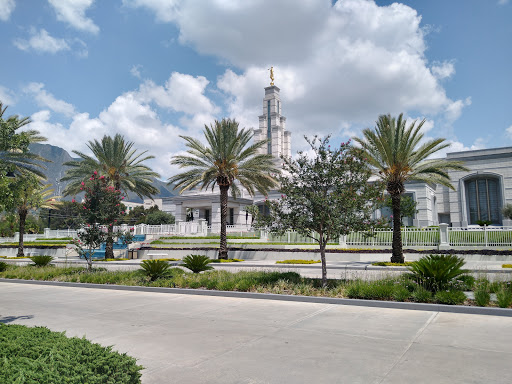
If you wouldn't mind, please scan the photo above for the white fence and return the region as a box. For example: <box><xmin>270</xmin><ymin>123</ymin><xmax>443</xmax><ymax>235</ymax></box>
<box><xmin>3</xmin><ymin>224</ymin><xmax>512</xmax><ymax>248</ymax></box>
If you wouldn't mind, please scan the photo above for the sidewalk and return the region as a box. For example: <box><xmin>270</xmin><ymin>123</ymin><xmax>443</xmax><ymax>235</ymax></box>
<box><xmin>1</xmin><ymin>281</ymin><xmax>511</xmax><ymax>383</ymax></box>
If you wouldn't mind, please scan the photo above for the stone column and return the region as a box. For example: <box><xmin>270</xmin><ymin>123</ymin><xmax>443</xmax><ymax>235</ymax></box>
<box><xmin>438</xmin><ymin>223</ymin><xmax>450</xmax><ymax>250</ymax></box>
<box><xmin>211</xmin><ymin>201</ymin><xmax>221</xmax><ymax>234</ymax></box>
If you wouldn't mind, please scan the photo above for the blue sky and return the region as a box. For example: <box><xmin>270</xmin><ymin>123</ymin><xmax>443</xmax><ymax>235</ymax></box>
<box><xmin>0</xmin><ymin>0</ymin><xmax>510</xmax><ymax>178</ymax></box>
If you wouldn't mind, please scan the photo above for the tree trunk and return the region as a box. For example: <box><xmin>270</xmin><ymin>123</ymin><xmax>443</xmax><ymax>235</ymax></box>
<box><xmin>17</xmin><ymin>209</ymin><xmax>27</xmax><ymax>257</ymax></box>
<box><xmin>105</xmin><ymin>225</ymin><xmax>114</xmax><ymax>259</ymax></box>
<box><xmin>390</xmin><ymin>193</ymin><xmax>404</xmax><ymax>263</ymax></box>
<box><xmin>219</xmin><ymin>185</ymin><xmax>229</xmax><ymax>259</ymax></box>
<box><xmin>320</xmin><ymin>239</ymin><xmax>327</xmax><ymax>288</ymax></box>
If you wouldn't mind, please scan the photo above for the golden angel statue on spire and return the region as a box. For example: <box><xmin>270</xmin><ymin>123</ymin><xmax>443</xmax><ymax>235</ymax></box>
<box><xmin>269</xmin><ymin>66</ymin><xmax>274</xmax><ymax>86</ymax></box>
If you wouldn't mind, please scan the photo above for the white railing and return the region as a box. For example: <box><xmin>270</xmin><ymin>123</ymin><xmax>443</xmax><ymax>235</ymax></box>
<box><xmin>448</xmin><ymin>226</ymin><xmax>512</xmax><ymax>247</ymax></box>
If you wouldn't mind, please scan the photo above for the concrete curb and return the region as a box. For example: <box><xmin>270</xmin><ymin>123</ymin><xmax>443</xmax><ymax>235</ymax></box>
<box><xmin>2</xmin><ymin>278</ymin><xmax>512</xmax><ymax>318</ymax></box>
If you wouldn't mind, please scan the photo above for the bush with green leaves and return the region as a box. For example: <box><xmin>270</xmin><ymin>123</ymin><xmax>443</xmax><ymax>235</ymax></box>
<box><xmin>182</xmin><ymin>254</ymin><xmax>214</xmax><ymax>273</ymax></box>
<box><xmin>496</xmin><ymin>286</ymin><xmax>512</xmax><ymax>308</ymax></box>
<box><xmin>411</xmin><ymin>286</ymin><xmax>432</xmax><ymax>303</ymax></box>
<box><xmin>140</xmin><ymin>259</ymin><xmax>172</xmax><ymax>281</ymax></box>
<box><xmin>434</xmin><ymin>290</ymin><xmax>467</xmax><ymax>305</ymax></box>
<box><xmin>0</xmin><ymin>324</ymin><xmax>142</xmax><ymax>384</ymax></box>
<box><xmin>0</xmin><ymin>261</ymin><xmax>7</xmax><ymax>272</ymax></box>
<box><xmin>473</xmin><ymin>281</ymin><xmax>491</xmax><ymax>307</ymax></box>
<box><xmin>29</xmin><ymin>255</ymin><xmax>54</xmax><ymax>267</ymax></box>
<box><xmin>407</xmin><ymin>254</ymin><xmax>467</xmax><ymax>293</ymax></box>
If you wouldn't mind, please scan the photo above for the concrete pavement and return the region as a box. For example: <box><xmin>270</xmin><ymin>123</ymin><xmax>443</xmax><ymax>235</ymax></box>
<box><xmin>1</xmin><ymin>281</ymin><xmax>512</xmax><ymax>383</ymax></box>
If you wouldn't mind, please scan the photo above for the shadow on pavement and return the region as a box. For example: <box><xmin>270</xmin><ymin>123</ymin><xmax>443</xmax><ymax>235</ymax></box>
<box><xmin>0</xmin><ymin>315</ymin><xmax>34</xmax><ymax>323</ymax></box>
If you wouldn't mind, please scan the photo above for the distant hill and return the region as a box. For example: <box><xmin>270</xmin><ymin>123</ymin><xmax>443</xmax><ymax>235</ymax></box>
<box><xmin>29</xmin><ymin>143</ymin><xmax>175</xmax><ymax>203</ymax></box>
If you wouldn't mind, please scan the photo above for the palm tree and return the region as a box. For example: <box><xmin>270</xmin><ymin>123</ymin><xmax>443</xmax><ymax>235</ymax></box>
<box><xmin>62</xmin><ymin>134</ymin><xmax>160</xmax><ymax>258</ymax></box>
<box><xmin>169</xmin><ymin>118</ymin><xmax>279</xmax><ymax>259</ymax></box>
<box><xmin>354</xmin><ymin>113</ymin><xmax>469</xmax><ymax>263</ymax></box>
<box><xmin>13</xmin><ymin>177</ymin><xmax>61</xmax><ymax>257</ymax></box>
<box><xmin>0</xmin><ymin>102</ymin><xmax>48</xmax><ymax>178</ymax></box>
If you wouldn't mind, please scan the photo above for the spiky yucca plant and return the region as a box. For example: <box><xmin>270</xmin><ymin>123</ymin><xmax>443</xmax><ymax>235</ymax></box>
<box><xmin>354</xmin><ymin>114</ymin><xmax>469</xmax><ymax>263</ymax></box>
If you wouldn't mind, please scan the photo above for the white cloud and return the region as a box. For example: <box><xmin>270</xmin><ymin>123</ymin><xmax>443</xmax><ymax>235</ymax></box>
<box><xmin>498</xmin><ymin>0</ymin><xmax>509</xmax><ymax>5</ymax></box>
<box><xmin>444</xmin><ymin>97</ymin><xmax>472</xmax><ymax>123</ymax></box>
<box><xmin>0</xmin><ymin>0</ymin><xmax>15</xmax><ymax>21</ymax></box>
<box><xmin>24</xmin><ymin>83</ymin><xmax>76</xmax><ymax>117</ymax></box>
<box><xmin>130</xmin><ymin>64</ymin><xmax>142</xmax><ymax>79</ymax></box>
<box><xmin>122</xmin><ymin>0</ymin><xmax>181</xmax><ymax>23</ymax></box>
<box><xmin>48</xmin><ymin>0</ymin><xmax>99</xmax><ymax>34</ymax></box>
<box><xmin>14</xmin><ymin>28</ymin><xmax>70</xmax><ymax>53</ymax></box>
<box><xmin>431</xmin><ymin>61</ymin><xmax>455</xmax><ymax>79</ymax></box>
<box><xmin>137</xmin><ymin>72</ymin><xmax>218</xmax><ymax>115</ymax></box>
<box><xmin>506</xmin><ymin>125</ymin><xmax>512</xmax><ymax>138</ymax></box>
<box><xmin>0</xmin><ymin>85</ymin><xmax>16</xmax><ymax>105</ymax></box>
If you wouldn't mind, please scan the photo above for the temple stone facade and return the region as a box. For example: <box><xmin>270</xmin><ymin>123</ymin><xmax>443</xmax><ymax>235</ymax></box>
<box><xmin>252</xmin><ymin>86</ymin><xmax>291</xmax><ymax>160</ymax></box>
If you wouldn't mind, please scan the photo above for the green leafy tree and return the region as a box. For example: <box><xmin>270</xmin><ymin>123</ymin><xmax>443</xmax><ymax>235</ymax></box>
<box><xmin>169</xmin><ymin>118</ymin><xmax>279</xmax><ymax>259</ymax></box>
<box><xmin>254</xmin><ymin>137</ymin><xmax>384</xmax><ymax>286</ymax></box>
<box><xmin>71</xmin><ymin>225</ymin><xmax>107</xmax><ymax>271</ymax></box>
<box><xmin>381</xmin><ymin>195</ymin><xmax>418</xmax><ymax>226</ymax></box>
<box><xmin>0</xmin><ymin>102</ymin><xmax>47</xmax><ymax>179</ymax></box>
<box><xmin>145</xmin><ymin>210</ymin><xmax>175</xmax><ymax>225</ymax></box>
<box><xmin>354</xmin><ymin>113</ymin><xmax>469</xmax><ymax>263</ymax></box>
<box><xmin>4</xmin><ymin>176</ymin><xmax>61</xmax><ymax>256</ymax></box>
<box><xmin>39</xmin><ymin>200</ymin><xmax>83</xmax><ymax>229</ymax></box>
<box><xmin>118</xmin><ymin>205</ymin><xmax>160</xmax><ymax>225</ymax></box>
<box><xmin>62</xmin><ymin>134</ymin><xmax>160</xmax><ymax>258</ymax></box>
<box><xmin>502</xmin><ymin>204</ymin><xmax>512</xmax><ymax>221</ymax></box>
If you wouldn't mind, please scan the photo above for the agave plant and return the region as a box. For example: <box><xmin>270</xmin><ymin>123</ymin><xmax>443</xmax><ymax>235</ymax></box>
<box><xmin>182</xmin><ymin>255</ymin><xmax>213</xmax><ymax>274</ymax></box>
<box><xmin>29</xmin><ymin>255</ymin><xmax>54</xmax><ymax>267</ymax></box>
<box><xmin>407</xmin><ymin>254</ymin><xmax>467</xmax><ymax>293</ymax></box>
<box><xmin>140</xmin><ymin>259</ymin><xmax>171</xmax><ymax>281</ymax></box>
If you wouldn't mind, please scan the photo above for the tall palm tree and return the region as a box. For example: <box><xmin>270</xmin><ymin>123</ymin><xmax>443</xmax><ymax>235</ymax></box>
<box><xmin>13</xmin><ymin>177</ymin><xmax>61</xmax><ymax>257</ymax></box>
<box><xmin>169</xmin><ymin>118</ymin><xmax>279</xmax><ymax>259</ymax></box>
<box><xmin>354</xmin><ymin>113</ymin><xmax>469</xmax><ymax>263</ymax></box>
<box><xmin>0</xmin><ymin>102</ymin><xmax>48</xmax><ymax>178</ymax></box>
<box><xmin>62</xmin><ymin>134</ymin><xmax>160</xmax><ymax>258</ymax></box>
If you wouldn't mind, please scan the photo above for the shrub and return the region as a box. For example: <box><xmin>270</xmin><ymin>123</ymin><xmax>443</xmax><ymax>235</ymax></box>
<box><xmin>182</xmin><ymin>255</ymin><xmax>213</xmax><ymax>273</ymax></box>
<box><xmin>473</xmin><ymin>281</ymin><xmax>491</xmax><ymax>307</ymax></box>
<box><xmin>452</xmin><ymin>274</ymin><xmax>475</xmax><ymax>291</ymax></box>
<box><xmin>276</xmin><ymin>260</ymin><xmax>321</xmax><ymax>264</ymax></box>
<box><xmin>408</xmin><ymin>254</ymin><xmax>467</xmax><ymax>293</ymax></box>
<box><xmin>0</xmin><ymin>324</ymin><xmax>142</xmax><ymax>384</ymax></box>
<box><xmin>29</xmin><ymin>255</ymin><xmax>54</xmax><ymax>267</ymax></box>
<box><xmin>392</xmin><ymin>285</ymin><xmax>410</xmax><ymax>302</ymax></box>
<box><xmin>434</xmin><ymin>290</ymin><xmax>467</xmax><ymax>305</ymax></box>
<box><xmin>372</xmin><ymin>262</ymin><xmax>413</xmax><ymax>266</ymax></box>
<box><xmin>345</xmin><ymin>280</ymin><xmax>395</xmax><ymax>300</ymax></box>
<box><xmin>139</xmin><ymin>259</ymin><xmax>171</xmax><ymax>281</ymax></box>
<box><xmin>411</xmin><ymin>286</ymin><xmax>432</xmax><ymax>303</ymax></box>
<box><xmin>0</xmin><ymin>261</ymin><xmax>7</xmax><ymax>272</ymax></box>
<box><xmin>496</xmin><ymin>286</ymin><xmax>512</xmax><ymax>308</ymax></box>
<box><xmin>503</xmin><ymin>264</ymin><xmax>512</xmax><ymax>268</ymax></box>
<box><xmin>210</xmin><ymin>258</ymin><xmax>244</xmax><ymax>263</ymax></box>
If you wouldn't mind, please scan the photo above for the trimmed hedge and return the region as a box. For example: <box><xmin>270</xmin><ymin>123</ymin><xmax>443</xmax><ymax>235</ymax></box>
<box><xmin>276</xmin><ymin>260</ymin><xmax>321</xmax><ymax>264</ymax></box>
<box><xmin>0</xmin><ymin>324</ymin><xmax>142</xmax><ymax>383</ymax></box>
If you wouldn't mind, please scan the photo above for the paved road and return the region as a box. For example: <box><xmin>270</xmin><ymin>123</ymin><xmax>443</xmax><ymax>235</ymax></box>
<box><xmin>1</xmin><ymin>282</ymin><xmax>512</xmax><ymax>383</ymax></box>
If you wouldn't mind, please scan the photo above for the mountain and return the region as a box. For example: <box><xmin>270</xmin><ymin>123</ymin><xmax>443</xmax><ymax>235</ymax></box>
<box><xmin>28</xmin><ymin>143</ymin><xmax>175</xmax><ymax>203</ymax></box>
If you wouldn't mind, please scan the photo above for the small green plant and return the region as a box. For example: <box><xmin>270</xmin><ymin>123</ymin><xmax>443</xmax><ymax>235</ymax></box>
<box><xmin>0</xmin><ymin>262</ymin><xmax>7</xmax><ymax>272</ymax></box>
<box><xmin>434</xmin><ymin>290</ymin><xmax>467</xmax><ymax>305</ymax></box>
<box><xmin>392</xmin><ymin>285</ymin><xmax>410</xmax><ymax>302</ymax></box>
<box><xmin>372</xmin><ymin>261</ymin><xmax>413</xmax><ymax>266</ymax></box>
<box><xmin>182</xmin><ymin>255</ymin><xmax>214</xmax><ymax>273</ymax></box>
<box><xmin>276</xmin><ymin>259</ymin><xmax>321</xmax><ymax>264</ymax></box>
<box><xmin>0</xmin><ymin>324</ymin><xmax>142</xmax><ymax>383</ymax></box>
<box><xmin>408</xmin><ymin>254</ymin><xmax>467</xmax><ymax>293</ymax></box>
<box><xmin>496</xmin><ymin>286</ymin><xmax>512</xmax><ymax>308</ymax></box>
<box><xmin>29</xmin><ymin>255</ymin><xmax>54</xmax><ymax>267</ymax></box>
<box><xmin>502</xmin><ymin>264</ymin><xmax>512</xmax><ymax>268</ymax></box>
<box><xmin>411</xmin><ymin>286</ymin><xmax>432</xmax><ymax>303</ymax></box>
<box><xmin>140</xmin><ymin>259</ymin><xmax>172</xmax><ymax>281</ymax></box>
<box><xmin>473</xmin><ymin>281</ymin><xmax>491</xmax><ymax>307</ymax></box>
<box><xmin>210</xmin><ymin>258</ymin><xmax>244</xmax><ymax>263</ymax></box>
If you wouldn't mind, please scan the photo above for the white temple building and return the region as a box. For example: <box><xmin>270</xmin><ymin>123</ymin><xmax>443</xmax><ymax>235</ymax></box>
<box><xmin>157</xmin><ymin>80</ymin><xmax>512</xmax><ymax>231</ymax></box>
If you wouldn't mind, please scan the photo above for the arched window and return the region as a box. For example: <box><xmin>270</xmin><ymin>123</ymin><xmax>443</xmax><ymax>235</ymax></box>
<box><xmin>465</xmin><ymin>177</ymin><xmax>502</xmax><ymax>225</ymax></box>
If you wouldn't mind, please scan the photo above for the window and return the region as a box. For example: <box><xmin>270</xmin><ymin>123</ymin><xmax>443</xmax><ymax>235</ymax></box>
<box><xmin>205</xmin><ymin>209</ymin><xmax>210</xmax><ymax>225</ymax></box>
<box><xmin>267</xmin><ymin>100</ymin><xmax>271</xmax><ymax>154</ymax></box>
<box><xmin>229</xmin><ymin>208</ymin><xmax>234</xmax><ymax>225</ymax></box>
<box><xmin>465</xmin><ymin>177</ymin><xmax>501</xmax><ymax>225</ymax></box>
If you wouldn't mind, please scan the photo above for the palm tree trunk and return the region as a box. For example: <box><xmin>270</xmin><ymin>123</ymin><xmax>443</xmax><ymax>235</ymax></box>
<box><xmin>390</xmin><ymin>193</ymin><xmax>404</xmax><ymax>263</ymax></box>
<box><xmin>219</xmin><ymin>185</ymin><xmax>229</xmax><ymax>259</ymax></box>
<box><xmin>105</xmin><ymin>225</ymin><xmax>114</xmax><ymax>259</ymax></box>
<box><xmin>17</xmin><ymin>208</ymin><xmax>27</xmax><ymax>257</ymax></box>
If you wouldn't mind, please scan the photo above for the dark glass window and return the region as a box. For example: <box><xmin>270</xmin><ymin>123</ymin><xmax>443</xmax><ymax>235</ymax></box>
<box><xmin>205</xmin><ymin>209</ymin><xmax>210</xmax><ymax>225</ymax></box>
<box><xmin>267</xmin><ymin>100</ymin><xmax>271</xmax><ymax>154</ymax></box>
<box><xmin>465</xmin><ymin>177</ymin><xmax>501</xmax><ymax>224</ymax></box>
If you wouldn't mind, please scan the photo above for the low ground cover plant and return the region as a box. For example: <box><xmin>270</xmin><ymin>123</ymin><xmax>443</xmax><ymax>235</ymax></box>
<box><xmin>153</xmin><ymin>258</ymin><xmax>180</xmax><ymax>261</ymax></box>
<box><xmin>0</xmin><ymin>261</ymin><xmax>7</xmax><ymax>272</ymax></box>
<box><xmin>210</xmin><ymin>258</ymin><xmax>244</xmax><ymax>263</ymax></box>
<box><xmin>0</xmin><ymin>324</ymin><xmax>142</xmax><ymax>384</ymax></box>
<box><xmin>372</xmin><ymin>262</ymin><xmax>413</xmax><ymax>266</ymax></box>
<box><xmin>182</xmin><ymin>254</ymin><xmax>213</xmax><ymax>273</ymax></box>
<box><xmin>503</xmin><ymin>264</ymin><xmax>512</xmax><ymax>268</ymax></box>
<box><xmin>29</xmin><ymin>255</ymin><xmax>54</xmax><ymax>267</ymax></box>
<box><xmin>276</xmin><ymin>260</ymin><xmax>321</xmax><ymax>264</ymax></box>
